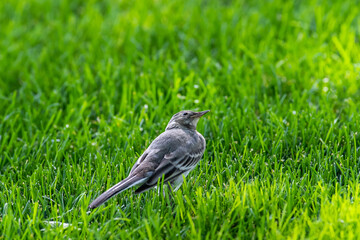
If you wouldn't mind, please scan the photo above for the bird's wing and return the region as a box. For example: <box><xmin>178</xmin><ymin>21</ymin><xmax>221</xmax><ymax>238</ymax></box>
<box><xmin>129</xmin><ymin>151</ymin><xmax>150</xmax><ymax>175</ymax></box>
<box><xmin>133</xmin><ymin>148</ymin><xmax>204</xmax><ymax>193</ymax></box>
<box><xmin>129</xmin><ymin>130</ymin><xmax>179</xmax><ymax>175</ymax></box>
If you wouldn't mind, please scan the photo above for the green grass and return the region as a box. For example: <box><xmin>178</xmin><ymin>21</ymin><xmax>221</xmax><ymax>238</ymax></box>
<box><xmin>1</xmin><ymin>0</ymin><xmax>360</xmax><ymax>238</ymax></box>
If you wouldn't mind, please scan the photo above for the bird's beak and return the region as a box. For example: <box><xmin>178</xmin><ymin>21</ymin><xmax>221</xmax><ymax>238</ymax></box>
<box><xmin>192</xmin><ymin>110</ymin><xmax>210</xmax><ymax>118</ymax></box>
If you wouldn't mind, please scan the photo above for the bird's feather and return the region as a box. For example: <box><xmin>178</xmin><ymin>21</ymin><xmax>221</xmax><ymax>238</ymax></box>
<box><xmin>134</xmin><ymin>167</ymin><xmax>185</xmax><ymax>194</ymax></box>
<box><xmin>88</xmin><ymin>175</ymin><xmax>150</xmax><ymax>209</ymax></box>
<box><xmin>140</xmin><ymin>150</ymin><xmax>203</xmax><ymax>187</ymax></box>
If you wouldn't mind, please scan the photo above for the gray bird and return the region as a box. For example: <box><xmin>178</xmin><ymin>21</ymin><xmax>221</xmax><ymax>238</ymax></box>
<box><xmin>88</xmin><ymin>110</ymin><xmax>210</xmax><ymax>209</ymax></box>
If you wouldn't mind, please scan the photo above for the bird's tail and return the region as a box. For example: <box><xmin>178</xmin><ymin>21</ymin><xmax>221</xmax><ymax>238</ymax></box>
<box><xmin>88</xmin><ymin>175</ymin><xmax>147</xmax><ymax>209</ymax></box>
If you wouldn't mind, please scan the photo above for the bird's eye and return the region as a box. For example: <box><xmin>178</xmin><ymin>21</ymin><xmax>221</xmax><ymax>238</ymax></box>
<box><xmin>183</xmin><ymin>112</ymin><xmax>188</xmax><ymax>116</ymax></box>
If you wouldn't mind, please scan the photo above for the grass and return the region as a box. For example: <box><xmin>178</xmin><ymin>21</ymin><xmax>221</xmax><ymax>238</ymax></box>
<box><xmin>1</xmin><ymin>0</ymin><xmax>360</xmax><ymax>238</ymax></box>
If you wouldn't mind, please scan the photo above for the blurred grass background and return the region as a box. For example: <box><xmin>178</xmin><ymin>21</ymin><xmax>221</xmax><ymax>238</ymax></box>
<box><xmin>1</xmin><ymin>0</ymin><xmax>360</xmax><ymax>239</ymax></box>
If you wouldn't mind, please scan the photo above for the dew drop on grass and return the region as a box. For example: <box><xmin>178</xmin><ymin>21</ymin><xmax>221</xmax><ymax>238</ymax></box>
<box><xmin>177</xmin><ymin>94</ymin><xmax>185</xmax><ymax>100</ymax></box>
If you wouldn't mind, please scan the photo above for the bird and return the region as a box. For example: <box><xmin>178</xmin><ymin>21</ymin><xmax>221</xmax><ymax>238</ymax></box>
<box><xmin>88</xmin><ymin>110</ymin><xmax>210</xmax><ymax>209</ymax></box>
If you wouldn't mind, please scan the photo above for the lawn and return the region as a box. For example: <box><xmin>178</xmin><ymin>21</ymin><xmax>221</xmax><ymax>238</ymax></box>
<box><xmin>1</xmin><ymin>0</ymin><xmax>360</xmax><ymax>239</ymax></box>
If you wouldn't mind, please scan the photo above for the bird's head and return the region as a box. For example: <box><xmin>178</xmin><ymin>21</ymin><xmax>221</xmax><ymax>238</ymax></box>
<box><xmin>166</xmin><ymin>110</ymin><xmax>210</xmax><ymax>130</ymax></box>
